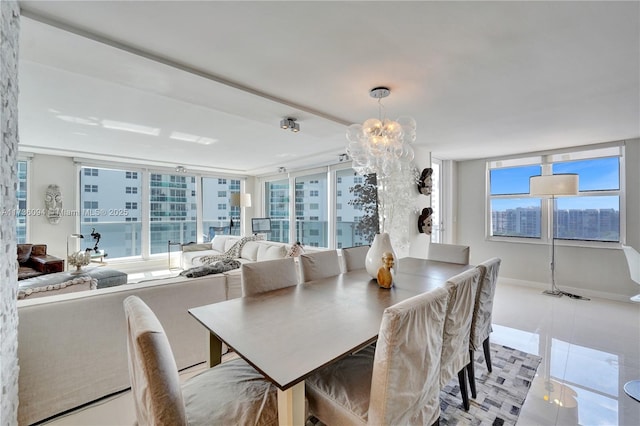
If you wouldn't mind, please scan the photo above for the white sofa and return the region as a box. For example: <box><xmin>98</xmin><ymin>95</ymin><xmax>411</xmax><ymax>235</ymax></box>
<box><xmin>17</xmin><ymin>273</ymin><xmax>227</xmax><ymax>425</ymax></box>
<box><xmin>181</xmin><ymin>235</ymin><xmax>292</xmax><ymax>269</ymax></box>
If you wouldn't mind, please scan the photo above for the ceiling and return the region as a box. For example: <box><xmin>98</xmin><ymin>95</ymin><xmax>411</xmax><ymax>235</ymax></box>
<box><xmin>17</xmin><ymin>1</ymin><xmax>640</xmax><ymax>176</ymax></box>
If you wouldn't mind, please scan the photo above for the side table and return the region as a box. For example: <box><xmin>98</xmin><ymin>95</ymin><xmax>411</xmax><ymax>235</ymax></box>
<box><xmin>168</xmin><ymin>241</ymin><xmax>182</xmax><ymax>270</ymax></box>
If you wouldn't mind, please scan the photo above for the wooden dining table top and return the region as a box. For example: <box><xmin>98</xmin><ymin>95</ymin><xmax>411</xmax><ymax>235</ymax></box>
<box><xmin>188</xmin><ymin>257</ymin><xmax>473</xmax><ymax>391</ymax></box>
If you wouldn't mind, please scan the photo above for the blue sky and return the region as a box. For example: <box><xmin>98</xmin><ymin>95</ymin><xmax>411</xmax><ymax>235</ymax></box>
<box><xmin>491</xmin><ymin>158</ymin><xmax>620</xmax><ymax>210</ymax></box>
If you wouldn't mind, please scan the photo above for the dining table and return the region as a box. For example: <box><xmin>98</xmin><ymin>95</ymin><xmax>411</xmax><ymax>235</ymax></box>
<box><xmin>188</xmin><ymin>256</ymin><xmax>473</xmax><ymax>426</ymax></box>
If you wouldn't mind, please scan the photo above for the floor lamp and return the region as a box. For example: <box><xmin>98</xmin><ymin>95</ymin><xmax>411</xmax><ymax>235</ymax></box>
<box><xmin>530</xmin><ymin>174</ymin><xmax>588</xmax><ymax>300</ymax></box>
<box><xmin>230</xmin><ymin>193</ymin><xmax>252</xmax><ymax>235</ymax></box>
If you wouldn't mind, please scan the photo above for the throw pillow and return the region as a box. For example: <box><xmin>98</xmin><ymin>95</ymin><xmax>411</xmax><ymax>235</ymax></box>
<box><xmin>17</xmin><ymin>244</ymin><xmax>33</xmax><ymax>264</ymax></box>
<box><xmin>287</xmin><ymin>242</ymin><xmax>305</xmax><ymax>257</ymax></box>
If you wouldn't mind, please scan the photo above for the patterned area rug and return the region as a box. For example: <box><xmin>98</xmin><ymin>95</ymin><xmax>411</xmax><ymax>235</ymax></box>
<box><xmin>307</xmin><ymin>343</ymin><xmax>541</xmax><ymax>426</ymax></box>
<box><xmin>440</xmin><ymin>344</ymin><xmax>541</xmax><ymax>425</ymax></box>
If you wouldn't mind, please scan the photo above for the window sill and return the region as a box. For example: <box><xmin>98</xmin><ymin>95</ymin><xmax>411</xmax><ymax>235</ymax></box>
<box><xmin>486</xmin><ymin>235</ymin><xmax>622</xmax><ymax>250</ymax></box>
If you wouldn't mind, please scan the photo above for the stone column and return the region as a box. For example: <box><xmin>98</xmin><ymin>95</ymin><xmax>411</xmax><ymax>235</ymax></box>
<box><xmin>0</xmin><ymin>1</ymin><xmax>20</xmax><ymax>424</ymax></box>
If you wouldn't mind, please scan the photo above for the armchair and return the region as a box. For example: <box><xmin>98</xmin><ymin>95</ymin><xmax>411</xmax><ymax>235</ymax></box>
<box><xmin>17</xmin><ymin>244</ymin><xmax>64</xmax><ymax>280</ymax></box>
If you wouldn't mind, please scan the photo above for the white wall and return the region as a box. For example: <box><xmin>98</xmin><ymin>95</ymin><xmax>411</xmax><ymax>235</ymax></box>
<box><xmin>456</xmin><ymin>138</ymin><xmax>640</xmax><ymax>301</ymax></box>
<box><xmin>27</xmin><ymin>154</ymin><xmax>77</xmax><ymax>259</ymax></box>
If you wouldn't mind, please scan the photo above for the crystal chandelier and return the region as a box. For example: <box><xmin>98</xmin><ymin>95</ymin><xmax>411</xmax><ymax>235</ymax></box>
<box><xmin>346</xmin><ymin>87</ymin><xmax>416</xmax><ymax>177</ymax></box>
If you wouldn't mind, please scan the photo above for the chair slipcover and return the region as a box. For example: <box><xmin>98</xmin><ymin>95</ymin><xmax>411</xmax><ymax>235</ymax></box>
<box><xmin>427</xmin><ymin>243</ymin><xmax>470</xmax><ymax>265</ymax></box>
<box><xmin>342</xmin><ymin>245</ymin><xmax>370</xmax><ymax>272</ymax></box>
<box><xmin>306</xmin><ymin>287</ymin><xmax>449</xmax><ymax>426</ymax></box>
<box><xmin>470</xmin><ymin>258</ymin><xmax>501</xmax><ymax>351</ymax></box>
<box><xmin>622</xmin><ymin>245</ymin><xmax>640</xmax><ymax>302</ymax></box>
<box><xmin>408</xmin><ymin>233</ymin><xmax>430</xmax><ymax>259</ymax></box>
<box><xmin>123</xmin><ymin>296</ymin><xmax>278</xmax><ymax>426</ymax></box>
<box><xmin>440</xmin><ymin>268</ymin><xmax>481</xmax><ymax>387</ymax></box>
<box><xmin>300</xmin><ymin>250</ymin><xmax>342</xmax><ymax>282</ymax></box>
<box><xmin>241</xmin><ymin>257</ymin><xmax>299</xmax><ymax>297</ymax></box>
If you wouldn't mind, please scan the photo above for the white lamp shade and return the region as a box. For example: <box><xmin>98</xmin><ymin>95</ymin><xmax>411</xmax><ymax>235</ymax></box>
<box><xmin>530</xmin><ymin>174</ymin><xmax>579</xmax><ymax>196</ymax></box>
<box><xmin>230</xmin><ymin>193</ymin><xmax>252</xmax><ymax>208</ymax></box>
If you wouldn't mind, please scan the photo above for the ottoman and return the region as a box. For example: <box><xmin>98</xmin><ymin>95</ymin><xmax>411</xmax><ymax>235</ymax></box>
<box><xmin>82</xmin><ymin>268</ymin><xmax>128</xmax><ymax>288</ymax></box>
<box><xmin>18</xmin><ymin>268</ymin><xmax>128</xmax><ymax>297</ymax></box>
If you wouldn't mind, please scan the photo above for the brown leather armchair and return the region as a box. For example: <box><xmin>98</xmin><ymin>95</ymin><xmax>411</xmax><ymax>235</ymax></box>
<box><xmin>17</xmin><ymin>244</ymin><xmax>64</xmax><ymax>280</ymax></box>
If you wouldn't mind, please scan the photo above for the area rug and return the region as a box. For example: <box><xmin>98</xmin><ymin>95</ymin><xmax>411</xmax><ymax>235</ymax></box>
<box><xmin>440</xmin><ymin>344</ymin><xmax>541</xmax><ymax>425</ymax></box>
<box><xmin>306</xmin><ymin>343</ymin><xmax>541</xmax><ymax>426</ymax></box>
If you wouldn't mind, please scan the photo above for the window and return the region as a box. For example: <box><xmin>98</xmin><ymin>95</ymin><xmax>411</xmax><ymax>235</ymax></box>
<box><xmin>489</xmin><ymin>164</ymin><xmax>542</xmax><ymax>238</ymax></box>
<box><xmin>265</xmin><ymin>178</ymin><xmax>290</xmax><ymax>243</ymax></box>
<box><xmin>310</xmin><ymin>203</ymin><xmax>319</xmax><ymax>210</ymax></box>
<box><xmin>488</xmin><ymin>145</ymin><xmax>623</xmax><ymax>244</ymax></box>
<box><xmin>202</xmin><ymin>177</ymin><xmax>240</xmax><ymax>241</ymax></box>
<box><xmin>16</xmin><ymin>160</ymin><xmax>27</xmax><ymax>243</ymax></box>
<box><xmin>295</xmin><ymin>172</ymin><xmax>327</xmax><ymax>246</ymax></box>
<box><xmin>80</xmin><ymin>166</ymin><xmax>142</xmax><ymax>258</ymax></box>
<box><xmin>336</xmin><ymin>169</ymin><xmax>378</xmax><ymax>248</ymax></box>
<box><xmin>553</xmin><ymin>157</ymin><xmax>620</xmax><ymax>242</ymax></box>
<box><xmin>150</xmin><ymin>173</ymin><xmax>197</xmax><ymax>253</ymax></box>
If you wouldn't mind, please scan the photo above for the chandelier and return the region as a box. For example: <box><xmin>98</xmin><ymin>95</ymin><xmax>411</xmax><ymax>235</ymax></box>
<box><xmin>346</xmin><ymin>87</ymin><xmax>416</xmax><ymax>177</ymax></box>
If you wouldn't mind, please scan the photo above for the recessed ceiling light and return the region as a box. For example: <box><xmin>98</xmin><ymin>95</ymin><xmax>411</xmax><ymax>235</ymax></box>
<box><xmin>169</xmin><ymin>131</ymin><xmax>218</xmax><ymax>145</ymax></box>
<box><xmin>101</xmin><ymin>119</ymin><xmax>160</xmax><ymax>136</ymax></box>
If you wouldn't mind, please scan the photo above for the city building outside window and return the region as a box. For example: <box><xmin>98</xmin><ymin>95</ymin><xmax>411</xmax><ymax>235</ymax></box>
<box><xmin>202</xmin><ymin>177</ymin><xmax>241</xmax><ymax>240</ymax></box>
<box><xmin>488</xmin><ymin>144</ymin><xmax>623</xmax><ymax>245</ymax></box>
<box><xmin>265</xmin><ymin>178</ymin><xmax>290</xmax><ymax>243</ymax></box>
<box><xmin>16</xmin><ymin>160</ymin><xmax>27</xmax><ymax>243</ymax></box>
<box><xmin>149</xmin><ymin>173</ymin><xmax>197</xmax><ymax>254</ymax></box>
<box><xmin>295</xmin><ymin>173</ymin><xmax>328</xmax><ymax>246</ymax></box>
<box><xmin>80</xmin><ymin>166</ymin><xmax>142</xmax><ymax>258</ymax></box>
<box><xmin>336</xmin><ymin>169</ymin><xmax>377</xmax><ymax>248</ymax></box>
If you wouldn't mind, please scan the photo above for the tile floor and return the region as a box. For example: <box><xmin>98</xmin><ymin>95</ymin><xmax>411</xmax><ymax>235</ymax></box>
<box><xmin>40</xmin><ymin>282</ymin><xmax>640</xmax><ymax>426</ymax></box>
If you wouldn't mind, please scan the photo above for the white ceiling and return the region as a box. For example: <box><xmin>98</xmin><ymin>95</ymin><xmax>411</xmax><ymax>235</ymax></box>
<box><xmin>17</xmin><ymin>1</ymin><xmax>640</xmax><ymax>176</ymax></box>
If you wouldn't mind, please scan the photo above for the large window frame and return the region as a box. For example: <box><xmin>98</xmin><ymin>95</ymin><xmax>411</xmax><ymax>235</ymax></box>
<box><xmin>75</xmin><ymin>160</ymin><xmax>247</xmax><ymax>260</ymax></box>
<box><xmin>487</xmin><ymin>143</ymin><xmax>625</xmax><ymax>248</ymax></box>
<box><xmin>260</xmin><ymin>163</ymin><xmax>378</xmax><ymax>249</ymax></box>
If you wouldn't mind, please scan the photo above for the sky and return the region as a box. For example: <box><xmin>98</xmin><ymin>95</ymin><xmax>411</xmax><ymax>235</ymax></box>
<box><xmin>490</xmin><ymin>158</ymin><xmax>620</xmax><ymax>210</ymax></box>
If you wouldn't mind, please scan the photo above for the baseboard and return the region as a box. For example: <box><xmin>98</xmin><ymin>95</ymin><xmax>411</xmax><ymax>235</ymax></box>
<box><xmin>498</xmin><ymin>277</ymin><xmax>634</xmax><ymax>303</ymax></box>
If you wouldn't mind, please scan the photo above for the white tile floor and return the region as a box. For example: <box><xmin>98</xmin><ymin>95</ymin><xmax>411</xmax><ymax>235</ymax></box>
<box><xmin>40</xmin><ymin>282</ymin><xmax>640</xmax><ymax>426</ymax></box>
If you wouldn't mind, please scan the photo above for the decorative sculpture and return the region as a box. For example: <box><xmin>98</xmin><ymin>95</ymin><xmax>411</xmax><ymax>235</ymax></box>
<box><xmin>90</xmin><ymin>228</ymin><xmax>101</xmax><ymax>251</ymax></box>
<box><xmin>45</xmin><ymin>184</ymin><xmax>63</xmax><ymax>224</ymax></box>
<box><xmin>68</xmin><ymin>249</ymin><xmax>91</xmax><ymax>273</ymax></box>
<box><xmin>417</xmin><ymin>168</ymin><xmax>433</xmax><ymax>196</ymax></box>
<box><xmin>418</xmin><ymin>207</ymin><xmax>433</xmax><ymax>234</ymax></box>
<box><xmin>377</xmin><ymin>251</ymin><xmax>395</xmax><ymax>289</ymax></box>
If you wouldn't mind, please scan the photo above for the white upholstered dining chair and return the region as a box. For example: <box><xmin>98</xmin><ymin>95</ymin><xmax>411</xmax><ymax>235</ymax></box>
<box><xmin>466</xmin><ymin>257</ymin><xmax>501</xmax><ymax>398</ymax></box>
<box><xmin>622</xmin><ymin>245</ymin><xmax>640</xmax><ymax>302</ymax></box>
<box><xmin>300</xmin><ymin>250</ymin><xmax>342</xmax><ymax>282</ymax></box>
<box><xmin>440</xmin><ymin>267</ymin><xmax>481</xmax><ymax>411</ymax></box>
<box><xmin>241</xmin><ymin>257</ymin><xmax>299</xmax><ymax>297</ymax></box>
<box><xmin>305</xmin><ymin>287</ymin><xmax>450</xmax><ymax>426</ymax></box>
<box><xmin>342</xmin><ymin>245</ymin><xmax>370</xmax><ymax>272</ymax></box>
<box><xmin>427</xmin><ymin>243</ymin><xmax>470</xmax><ymax>265</ymax></box>
<box><xmin>123</xmin><ymin>296</ymin><xmax>278</xmax><ymax>426</ymax></box>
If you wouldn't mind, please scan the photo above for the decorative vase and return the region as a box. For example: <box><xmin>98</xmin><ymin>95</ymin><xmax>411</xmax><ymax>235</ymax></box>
<box><xmin>365</xmin><ymin>232</ymin><xmax>397</xmax><ymax>279</ymax></box>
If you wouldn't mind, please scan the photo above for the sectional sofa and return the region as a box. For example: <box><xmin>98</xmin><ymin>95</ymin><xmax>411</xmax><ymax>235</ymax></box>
<box><xmin>17</xmin><ymin>235</ymin><xmax>299</xmax><ymax>425</ymax></box>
